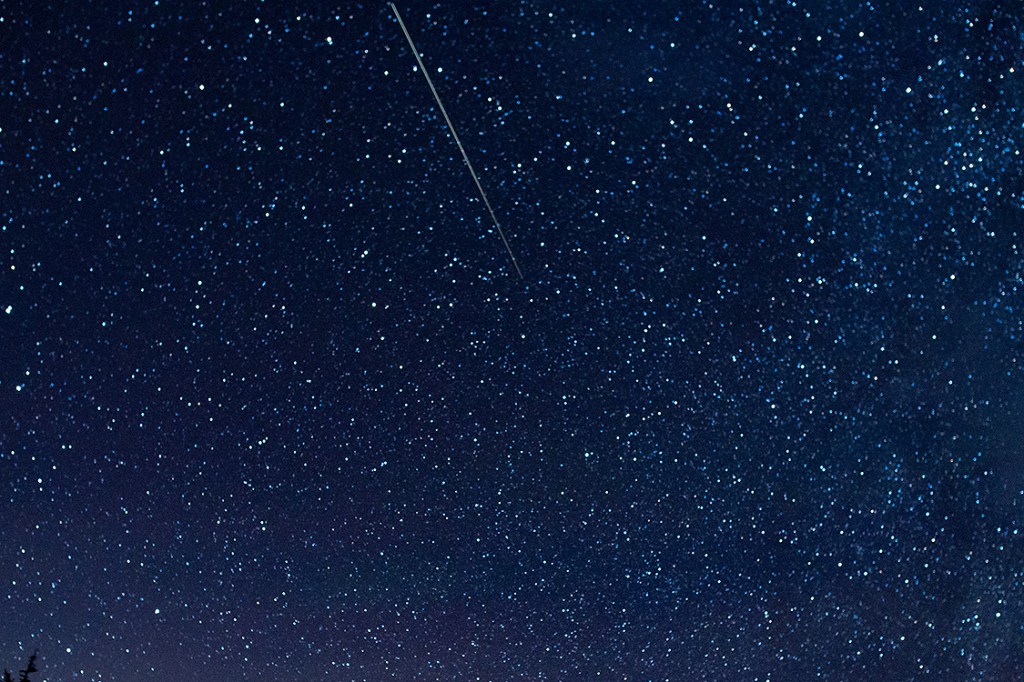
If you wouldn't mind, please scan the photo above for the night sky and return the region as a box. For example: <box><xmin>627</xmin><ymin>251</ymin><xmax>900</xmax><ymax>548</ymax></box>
<box><xmin>2</xmin><ymin>2</ymin><xmax>1023</xmax><ymax>680</ymax></box>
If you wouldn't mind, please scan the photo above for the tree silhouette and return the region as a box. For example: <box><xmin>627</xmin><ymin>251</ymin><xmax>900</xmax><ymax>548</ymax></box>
<box><xmin>17</xmin><ymin>652</ymin><xmax>37</xmax><ymax>682</ymax></box>
<box><xmin>3</xmin><ymin>652</ymin><xmax>37</xmax><ymax>682</ymax></box>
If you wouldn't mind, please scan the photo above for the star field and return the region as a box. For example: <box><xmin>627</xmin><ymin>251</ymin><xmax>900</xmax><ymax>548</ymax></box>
<box><xmin>2</xmin><ymin>2</ymin><xmax>1023</xmax><ymax>680</ymax></box>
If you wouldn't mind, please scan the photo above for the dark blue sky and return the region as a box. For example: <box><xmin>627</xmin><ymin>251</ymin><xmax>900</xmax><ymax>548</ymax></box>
<box><xmin>2</xmin><ymin>2</ymin><xmax>1023</xmax><ymax>680</ymax></box>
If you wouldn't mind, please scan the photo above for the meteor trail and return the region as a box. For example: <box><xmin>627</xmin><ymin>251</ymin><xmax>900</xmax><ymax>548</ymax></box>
<box><xmin>389</xmin><ymin>2</ymin><xmax>524</xmax><ymax>280</ymax></box>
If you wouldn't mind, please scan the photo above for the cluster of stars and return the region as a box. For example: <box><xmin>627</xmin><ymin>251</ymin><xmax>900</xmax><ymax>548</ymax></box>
<box><xmin>2</xmin><ymin>1</ymin><xmax>1022</xmax><ymax>680</ymax></box>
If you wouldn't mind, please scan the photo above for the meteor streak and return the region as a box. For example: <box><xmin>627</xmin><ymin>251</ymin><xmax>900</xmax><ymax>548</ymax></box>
<box><xmin>389</xmin><ymin>2</ymin><xmax>524</xmax><ymax>279</ymax></box>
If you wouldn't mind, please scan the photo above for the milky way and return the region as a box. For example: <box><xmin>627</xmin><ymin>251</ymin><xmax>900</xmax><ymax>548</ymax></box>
<box><xmin>2</xmin><ymin>2</ymin><xmax>1023</xmax><ymax>680</ymax></box>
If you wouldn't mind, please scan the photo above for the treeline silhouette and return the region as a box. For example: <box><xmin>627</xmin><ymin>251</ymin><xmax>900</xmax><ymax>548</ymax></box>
<box><xmin>3</xmin><ymin>651</ymin><xmax>37</xmax><ymax>682</ymax></box>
